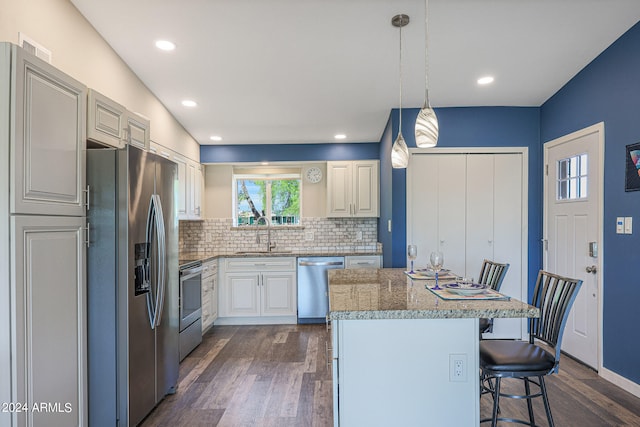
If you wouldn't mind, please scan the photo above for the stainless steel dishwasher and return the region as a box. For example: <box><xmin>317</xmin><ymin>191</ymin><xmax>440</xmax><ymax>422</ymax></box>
<box><xmin>297</xmin><ymin>257</ymin><xmax>344</xmax><ymax>323</ymax></box>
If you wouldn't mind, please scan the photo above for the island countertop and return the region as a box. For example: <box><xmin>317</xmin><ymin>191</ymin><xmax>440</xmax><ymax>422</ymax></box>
<box><xmin>328</xmin><ymin>268</ymin><xmax>538</xmax><ymax>320</ymax></box>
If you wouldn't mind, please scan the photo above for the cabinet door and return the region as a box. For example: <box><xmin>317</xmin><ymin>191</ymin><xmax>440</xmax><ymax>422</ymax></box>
<box><xmin>12</xmin><ymin>46</ymin><xmax>87</xmax><ymax>216</ymax></box>
<box><xmin>126</xmin><ymin>111</ymin><xmax>150</xmax><ymax>151</ymax></box>
<box><xmin>11</xmin><ymin>215</ymin><xmax>86</xmax><ymax>427</ymax></box>
<box><xmin>87</xmin><ymin>89</ymin><xmax>126</xmax><ymax>148</ymax></box>
<box><xmin>188</xmin><ymin>161</ymin><xmax>203</xmax><ymax>219</ymax></box>
<box><xmin>223</xmin><ymin>273</ymin><xmax>260</xmax><ymax>317</ymax></box>
<box><xmin>352</xmin><ymin>161</ymin><xmax>379</xmax><ymax>217</ymax></box>
<box><xmin>174</xmin><ymin>155</ymin><xmax>188</xmax><ymax>218</ymax></box>
<box><xmin>211</xmin><ymin>274</ymin><xmax>218</xmax><ymax>321</ymax></box>
<box><xmin>261</xmin><ymin>271</ymin><xmax>296</xmax><ymax>316</ymax></box>
<box><xmin>326</xmin><ymin>161</ymin><xmax>352</xmax><ymax>217</ymax></box>
<box><xmin>201</xmin><ymin>274</ymin><xmax>213</xmax><ymax>332</ymax></box>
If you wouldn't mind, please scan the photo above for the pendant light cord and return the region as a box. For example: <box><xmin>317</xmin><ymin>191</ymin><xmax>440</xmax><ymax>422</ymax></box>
<box><xmin>399</xmin><ymin>21</ymin><xmax>403</xmax><ymax>136</ymax></box>
<box><xmin>424</xmin><ymin>0</ymin><xmax>430</xmax><ymax>107</ymax></box>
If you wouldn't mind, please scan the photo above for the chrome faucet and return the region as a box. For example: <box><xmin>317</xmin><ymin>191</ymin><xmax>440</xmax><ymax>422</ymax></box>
<box><xmin>256</xmin><ymin>216</ymin><xmax>276</xmax><ymax>252</ymax></box>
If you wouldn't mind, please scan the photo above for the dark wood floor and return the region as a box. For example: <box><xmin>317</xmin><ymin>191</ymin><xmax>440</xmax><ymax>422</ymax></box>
<box><xmin>141</xmin><ymin>324</ymin><xmax>640</xmax><ymax>427</ymax></box>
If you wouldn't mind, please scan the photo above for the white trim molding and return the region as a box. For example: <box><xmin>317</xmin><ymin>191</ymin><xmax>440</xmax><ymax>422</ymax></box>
<box><xmin>600</xmin><ymin>367</ymin><xmax>640</xmax><ymax>398</ymax></box>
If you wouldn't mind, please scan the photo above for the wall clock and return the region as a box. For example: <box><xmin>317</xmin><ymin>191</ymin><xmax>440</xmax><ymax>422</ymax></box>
<box><xmin>305</xmin><ymin>166</ymin><xmax>323</xmax><ymax>183</ymax></box>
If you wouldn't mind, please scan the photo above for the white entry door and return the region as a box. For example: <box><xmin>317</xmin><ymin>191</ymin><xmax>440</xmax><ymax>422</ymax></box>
<box><xmin>544</xmin><ymin>123</ymin><xmax>603</xmax><ymax>370</ymax></box>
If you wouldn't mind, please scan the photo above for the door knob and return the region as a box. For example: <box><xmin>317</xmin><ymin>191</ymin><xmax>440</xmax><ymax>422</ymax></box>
<box><xmin>586</xmin><ymin>265</ymin><xmax>597</xmax><ymax>274</ymax></box>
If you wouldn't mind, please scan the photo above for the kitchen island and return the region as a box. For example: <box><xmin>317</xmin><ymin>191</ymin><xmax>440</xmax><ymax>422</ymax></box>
<box><xmin>328</xmin><ymin>268</ymin><xmax>538</xmax><ymax>427</ymax></box>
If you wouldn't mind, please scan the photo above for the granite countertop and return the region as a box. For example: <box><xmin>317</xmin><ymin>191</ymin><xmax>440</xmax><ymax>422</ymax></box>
<box><xmin>179</xmin><ymin>250</ymin><xmax>382</xmax><ymax>267</ymax></box>
<box><xmin>328</xmin><ymin>268</ymin><xmax>539</xmax><ymax>321</ymax></box>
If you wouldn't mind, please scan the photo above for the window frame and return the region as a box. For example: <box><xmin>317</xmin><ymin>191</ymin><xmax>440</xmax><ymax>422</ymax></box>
<box><xmin>232</xmin><ymin>172</ymin><xmax>302</xmax><ymax>226</ymax></box>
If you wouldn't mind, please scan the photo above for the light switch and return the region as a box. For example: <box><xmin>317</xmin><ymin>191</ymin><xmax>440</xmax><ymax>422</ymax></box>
<box><xmin>625</xmin><ymin>216</ymin><xmax>633</xmax><ymax>234</ymax></box>
<box><xmin>616</xmin><ymin>217</ymin><xmax>624</xmax><ymax>234</ymax></box>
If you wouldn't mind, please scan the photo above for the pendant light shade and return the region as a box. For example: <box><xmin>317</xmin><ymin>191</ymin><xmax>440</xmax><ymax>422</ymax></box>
<box><xmin>415</xmin><ymin>0</ymin><xmax>439</xmax><ymax>148</ymax></box>
<box><xmin>391</xmin><ymin>132</ymin><xmax>409</xmax><ymax>168</ymax></box>
<box><xmin>391</xmin><ymin>14</ymin><xmax>409</xmax><ymax>169</ymax></box>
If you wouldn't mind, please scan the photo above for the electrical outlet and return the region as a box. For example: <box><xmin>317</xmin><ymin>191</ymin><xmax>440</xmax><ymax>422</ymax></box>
<box><xmin>206</xmin><ymin>232</ymin><xmax>212</xmax><ymax>242</ymax></box>
<box><xmin>616</xmin><ymin>217</ymin><xmax>624</xmax><ymax>234</ymax></box>
<box><xmin>356</xmin><ymin>231</ymin><xmax>363</xmax><ymax>241</ymax></box>
<box><xmin>625</xmin><ymin>216</ymin><xmax>633</xmax><ymax>234</ymax></box>
<box><xmin>449</xmin><ymin>354</ymin><xmax>467</xmax><ymax>382</ymax></box>
<box><xmin>305</xmin><ymin>231</ymin><xmax>314</xmax><ymax>241</ymax></box>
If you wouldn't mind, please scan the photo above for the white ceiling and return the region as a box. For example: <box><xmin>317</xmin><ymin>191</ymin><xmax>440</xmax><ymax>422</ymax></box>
<box><xmin>70</xmin><ymin>0</ymin><xmax>640</xmax><ymax>145</ymax></box>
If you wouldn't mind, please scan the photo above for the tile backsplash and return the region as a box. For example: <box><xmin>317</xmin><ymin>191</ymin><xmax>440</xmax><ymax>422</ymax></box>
<box><xmin>179</xmin><ymin>217</ymin><xmax>379</xmax><ymax>255</ymax></box>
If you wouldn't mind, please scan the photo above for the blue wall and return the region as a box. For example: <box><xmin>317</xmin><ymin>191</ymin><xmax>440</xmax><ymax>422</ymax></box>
<box><xmin>382</xmin><ymin>107</ymin><xmax>541</xmax><ymax>292</ymax></box>
<box><xmin>541</xmin><ymin>21</ymin><xmax>640</xmax><ymax>383</ymax></box>
<box><xmin>200</xmin><ymin>142</ymin><xmax>380</xmax><ymax>163</ymax></box>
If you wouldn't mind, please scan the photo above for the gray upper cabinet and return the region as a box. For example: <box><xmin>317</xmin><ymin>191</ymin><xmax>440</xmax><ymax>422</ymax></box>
<box><xmin>87</xmin><ymin>88</ymin><xmax>126</xmax><ymax>149</ymax></box>
<box><xmin>9</xmin><ymin>44</ymin><xmax>87</xmax><ymax>216</ymax></box>
<box><xmin>87</xmin><ymin>88</ymin><xmax>150</xmax><ymax>151</ymax></box>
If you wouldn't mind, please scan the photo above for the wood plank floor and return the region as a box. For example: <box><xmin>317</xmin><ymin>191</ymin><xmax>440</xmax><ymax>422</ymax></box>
<box><xmin>141</xmin><ymin>325</ymin><xmax>640</xmax><ymax>427</ymax></box>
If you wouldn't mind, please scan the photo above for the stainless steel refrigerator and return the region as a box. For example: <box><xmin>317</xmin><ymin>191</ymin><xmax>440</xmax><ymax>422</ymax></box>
<box><xmin>87</xmin><ymin>146</ymin><xmax>179</xmax><ymax>427</ymax></box>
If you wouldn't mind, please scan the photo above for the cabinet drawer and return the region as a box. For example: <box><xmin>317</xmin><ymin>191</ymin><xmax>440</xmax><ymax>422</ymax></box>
<box><xmin>202</xmin><ymin>259</ymin><xmax>218</xmax><ymax>278</ymax></box>
<box><xmin>345</xmin><ymin>255</ymin><xmax>381</xmax><ymax>269</ymax></box>
<box><xmin>224</xmin><ymin>257</ymin><xmax>296</xmax><ymax>272</ymax></box>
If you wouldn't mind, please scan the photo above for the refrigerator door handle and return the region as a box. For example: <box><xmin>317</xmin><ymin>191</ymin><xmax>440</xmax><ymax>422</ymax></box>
<box><xmin>145</xmin><ymin>195</ymin><xmax>158</xmax><ymax>329</ymax></box>
<box><xmin>153</xmin><ymin>194</ymin><xmax>167</xmax><ymax>327</ymax></box>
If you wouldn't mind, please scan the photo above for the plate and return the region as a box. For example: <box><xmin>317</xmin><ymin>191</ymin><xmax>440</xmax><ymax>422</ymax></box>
<box><xmin>415</xmin><ymin>268</ymin><xmax>450</xmax><ymax>277</ymax></box>
<box><xmin>444</xmin><ymin>283</ymin><xmax>487</xmax><ymax>295</ymax></box>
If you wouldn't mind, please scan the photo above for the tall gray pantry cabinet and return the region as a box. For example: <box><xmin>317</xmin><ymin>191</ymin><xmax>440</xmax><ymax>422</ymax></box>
<box><xmin>0</xmin><ymin>43</ymin><xmax>87</xmax><ymax>427</ymax></box>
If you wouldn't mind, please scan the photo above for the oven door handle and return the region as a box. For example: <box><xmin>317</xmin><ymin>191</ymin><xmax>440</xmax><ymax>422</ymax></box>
<box><xmin>180</xmin><ymin>267</ymin><xmax>202</xmax><ymax>277</ymax></box>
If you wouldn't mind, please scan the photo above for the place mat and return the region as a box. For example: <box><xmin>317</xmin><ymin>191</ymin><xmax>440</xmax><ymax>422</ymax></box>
<box><xmin>404</xmin><ymin>271</ymin><xmax>458</xmax><ymax>280</ymax></box>
<box><xmin>425</xmin><ymin>285</ymin><xmax>511</xmax><ymax>301</ymax></box>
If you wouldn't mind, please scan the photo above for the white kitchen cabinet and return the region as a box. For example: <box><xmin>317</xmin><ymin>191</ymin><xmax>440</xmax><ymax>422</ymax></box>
<box><xmin>1</xmin><ymin>44</ymin><xmax>88</xmax><ymax>427</ymax></box>
<box><xmin>11</xmin><ymin>215</ymin><xmax>87</xmax><ymax>427</ymax></box>
<box><xmin>87</xmin><ymin>89</ymin><xmax>126</xmax><ymax>149</ymax></box>
<box><xmin>87</xmin><ymin>88</ymin><xmax>150</xmax><ymax>151</ymax></box>
<box><xmin>345</xmin><ymin>255</ymin><xmax>381</xmax><ymax>269</ymax></box>
<box><xmin>218</xmin><ymin>257</ymin><xmax>297</xmax><ymax>324</ymax></box>
<box><xmin>10</xmin><ymin>44</ymin><xmax>87</xmax><ymax>217</ymax></box>
<box><xmin>201</xmin><ymin>258</ymin><xmax>218</xmax><ymax>333</ymax></box>
<box><xmin>125</xmin><ymin>111</ymin><xmax>150</xmax><ymax>151</ymax></box>
<box><xmin>408</xmin><ymin>152</ymin><xmax>526</xmax><ymax>339</ymax></box>
<box><xmin>175</xmin><ymin>155</ymin><xmax>204</xmax><ymax>220</ymax></box>
<box><xmin>327</xmin><ymin>160</ymin><xmax>379</xmax><ymax>217</ymax></box>
<box><xmin>188</xmin><ymin>161</ymin><xmax>204</xmax><ymax>218</ymax></box>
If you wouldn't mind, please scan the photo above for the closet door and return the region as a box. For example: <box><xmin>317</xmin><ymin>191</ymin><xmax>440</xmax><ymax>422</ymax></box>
<box><xmin>490</xmin><ymin>154</ymin><xmax>524</xmax><ymax>338</ymax></box>
<box><xmin>409</xmin><ymin>151</ymin><xmax>526</xmax><ymax>339</ymax></box>
<box><xmin>465</xmin><ymin>154</ymin><xmax>495</xmax><ymax>276</ymax></box>
<box><xmin>409</xmin><ymin>154</ymin><xmax>465</xmax><ymax>272</ymax></box>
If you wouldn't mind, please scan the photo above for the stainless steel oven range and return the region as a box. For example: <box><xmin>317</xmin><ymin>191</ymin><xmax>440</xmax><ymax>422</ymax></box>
<box><xmin>179</xmin><ymin>260</ymin><xmax>202</xmax><ymax>361</ymax></box>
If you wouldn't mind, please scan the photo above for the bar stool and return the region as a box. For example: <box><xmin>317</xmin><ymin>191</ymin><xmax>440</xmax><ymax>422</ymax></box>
<box><xmin>477</xmin><ymin>260</ymin><xmax>510</xmax><ymax>335</ymax></box>
<box><xmin>479</xmin><ymin>270</ymin><xmax>582</xmax><ymax>426</ymax></box>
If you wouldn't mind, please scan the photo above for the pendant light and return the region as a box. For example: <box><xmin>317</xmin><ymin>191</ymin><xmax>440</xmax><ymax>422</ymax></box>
<box><xmin>391</xmin><ymin>14</ymin><xmax>410</xmax><ymax>169</ymax></box>
<box><xmin>414</xmin><ymin>0</ymin><xmax>439</xmax><ymax>148</ymax></box>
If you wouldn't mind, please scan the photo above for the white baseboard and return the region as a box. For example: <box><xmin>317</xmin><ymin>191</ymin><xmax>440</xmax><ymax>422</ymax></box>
<box><xmin>600</xmin><ymin>367</ymin><xmax>640</xmax><ymax>398</ymax></box>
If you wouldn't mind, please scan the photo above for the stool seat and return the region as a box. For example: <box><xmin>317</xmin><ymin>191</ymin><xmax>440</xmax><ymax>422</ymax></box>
<box><xmin>480</xmin><ymin>340</ymin><xmax>555</xmax><ymax>374</ymax></box>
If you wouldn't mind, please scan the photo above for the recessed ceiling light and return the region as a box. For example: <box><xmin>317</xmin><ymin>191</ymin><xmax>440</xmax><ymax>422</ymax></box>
<box><xmin>210</xmin><ymin>135</ymin><xmax>222</xmax><ymax>142</ymax></box>
<box><xmin>155</xmin><ymin>40</ymin><xmax>176</xmax><ymax>51</ymax></box>
<box><xmin>181</xmin><ymin>99</ymin><xmax>197</xmax><ymax>107</ymax></box>
<box><xmin>477</xmin><ymin>76</ymin><xmax>495</xmax><ymax>85</ymax></box>
<box><xmin>261</xmin><ymin>162</ymin><xmax>269</xmax><ymax>166</ymax></box>
<box><xmin>334</xmin><ymin>134</ymin><xmax>346</xmax><ymax>140</ymax></box>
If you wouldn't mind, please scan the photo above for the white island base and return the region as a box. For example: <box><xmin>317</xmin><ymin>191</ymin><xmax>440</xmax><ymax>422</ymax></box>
<box><xmin>332</xmin><ymin>317</ymin><xmax>479</xmax><ymax>427</ymax></box>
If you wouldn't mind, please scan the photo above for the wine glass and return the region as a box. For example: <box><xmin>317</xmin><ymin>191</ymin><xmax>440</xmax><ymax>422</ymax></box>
<box><xmin>430</xmin><ymin>251</ymin><xmax>444</xmax><ymax>290</ymax></box>
<box><xmin>407</xmin><ymin>245</ymin><xmax>417</xmax><ymax>274</ymax></box>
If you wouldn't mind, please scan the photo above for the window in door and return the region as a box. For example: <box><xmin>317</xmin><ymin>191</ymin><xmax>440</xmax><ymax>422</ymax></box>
<box><xmin>557</xmin><ymin>154</ymin><xmax>588</xmax><ymax>200</ymax></box>
<box><xmin>233</xmin><ymin>173</ymin><xmax>301</xmax><ymax>226</ymax></box>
